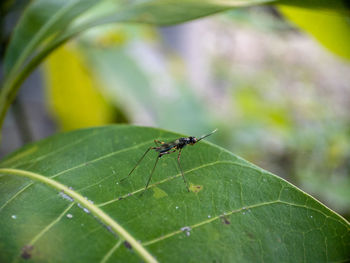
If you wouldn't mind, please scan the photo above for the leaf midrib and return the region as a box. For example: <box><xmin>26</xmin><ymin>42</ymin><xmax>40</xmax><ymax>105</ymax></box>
<box><xmin>1</xmin><ymin>161</ymin><xmax>349</xmax><ymax>261</ymax></box>
<box><xmin>142</xmin><ymin>200</ymin><xmax>349</xmax><ymax>247</ymax></box>
<box><xmin>2</xmin><ymin>156</ymin><xmax>348</xmax><ymax>229</ymax></box>
<box><xmin>0</xmin><ymin>168</ymin><xmax>158</xmax><ymax>263</ymax></box>
<box><xmin>0</xmin><ymin>138</ymin><xmax>158</xmax><ymax>211</ymax></box>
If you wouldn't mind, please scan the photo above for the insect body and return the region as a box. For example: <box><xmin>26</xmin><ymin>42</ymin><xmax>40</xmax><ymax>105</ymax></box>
<box><xmin>120</xmin><ymin>129</ymin><xmax>218</xmax><ymax>192</ymax></box>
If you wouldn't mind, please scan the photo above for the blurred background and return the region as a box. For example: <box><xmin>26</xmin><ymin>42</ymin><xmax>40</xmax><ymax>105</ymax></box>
<box><xmin>1</xmin><ymin>2</ymin><xmax>349</xmax><ymax>219</ymax></box>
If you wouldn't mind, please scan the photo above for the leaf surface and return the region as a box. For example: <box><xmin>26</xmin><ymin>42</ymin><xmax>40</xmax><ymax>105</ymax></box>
<box><xmin>0</xmin><ymin>126</ymin><xmax>349</xmax><ymax>262</ymax></box>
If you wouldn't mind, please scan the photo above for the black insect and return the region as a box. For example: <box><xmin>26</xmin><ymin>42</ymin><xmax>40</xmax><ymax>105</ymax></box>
<box><xmin>120</xmin><ymin>129</ymin><xmax>218</xmax><ymax>192</ymax></box>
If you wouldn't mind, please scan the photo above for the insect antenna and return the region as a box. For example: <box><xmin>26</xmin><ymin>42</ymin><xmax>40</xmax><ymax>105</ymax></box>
<box><xmin>197</xmin><ymin>128</ymin><xmax>218</xmax><ymax>142</ymax></box>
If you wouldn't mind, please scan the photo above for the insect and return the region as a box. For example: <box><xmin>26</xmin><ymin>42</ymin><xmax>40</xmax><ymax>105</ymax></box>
<box><xmin>120</xmin><ymin>129</ymin><xmax>218</xmax><ymax>192</ymax></box>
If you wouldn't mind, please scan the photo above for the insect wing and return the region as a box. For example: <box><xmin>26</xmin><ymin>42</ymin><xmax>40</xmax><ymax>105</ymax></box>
<box><xmin>157</xmin><ymin>140</ymin><xmax>178</xmax><ymax>152</ymax></box>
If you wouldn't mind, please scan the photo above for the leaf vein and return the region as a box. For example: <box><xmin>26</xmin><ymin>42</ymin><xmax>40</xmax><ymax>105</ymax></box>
<box><xmin>29</xmin><ymin>203</ymin><xmax>75</xmax><ymax>245</ymax></box>
<box><xmin>97</xmin><ymin>160</ymin><xmax>250</xmax><ymax>207</ymax></box>
<box><xmin>0</xmin><ymin>183</ymin><xmax>32</xmax><ymax>212</ymax></box>
<box><xmin>142</xmin><ymin>200</ymin><xmax>281</xmax><ymax>246</ymax></box>
<box><xmin>11</xmin><ymin>132</ymin><xmax>97</xmax><ymax>168</ymax></box>
<box><xmin>50</xmin><ymin>139</ymin><xmax>156</xmax><ymax>179</ymax></box>
<box><xmin>100</xmin><ymin>239</ymin><xmax>123</xmax><ymax>263</ymax></box>
<box><xmin>0</xmin><ymin>139</ymin><xmax>156</xmax><ymax>211</ymax></box>
<box><xmin>143</xmin><ymin>199</ymin><xmax>349</xmax><ymax>247</ymax></box>
<box><xmin>0</xmin><ymin>168</ymin><xmax>157</xmax><ymax>263</ymax></box>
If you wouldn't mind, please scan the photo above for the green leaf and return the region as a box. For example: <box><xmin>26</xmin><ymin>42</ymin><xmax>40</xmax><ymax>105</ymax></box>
<box><xmin>0</xmin><ymin>0</ymin><xmax>100</xmax><ymax>133</ymax></box>
<box><xmin>1</xmin><ymin>0</ymin><xmax>349</xmax><ymax>133</ymax></box>
<box><xmin>278</xmin><ymin>0</ymin><xmax>350</xmax><ymax>12</ymax></box>
<box><xmin>3</xmin><ymin>0</ymin><xmax>99</xmax><ymax>76</ymax></box>
<box><xmin>0</xmin><ymin>126</ymin><xmax>349</xmax><ymax>262</ymax></box>
<box><xmin>84</xmin><ymin>40</ymin><xmax>211</xmax><ymax>133</ymax></box>
<box><xmin>278</xmin><ymin>5</ymin><xmax>350</xmax><ymax>60</ymax></box>
<box><xmin>0</xmin><ymin>0</ymin><xmax>274</xmax><ymax>131</ymax></box>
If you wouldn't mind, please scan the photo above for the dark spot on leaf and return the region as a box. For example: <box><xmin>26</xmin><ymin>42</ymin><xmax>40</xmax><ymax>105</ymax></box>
<box><xmin>118</xmin><ymin>197</ymin><xmax>124</xmax><ymax>201</ymax></box>
<box><xmin>221</xmin><ymin>216</ymin><xmax>230</xmax><ymax>225</ymax></box>
<box><xmin>246</xmin><ymin>231</ymin><xmax>255</xmax><ymax>239</ymax></box>
<box><xmin>21</xmin><ymin>245</ymin><xmax>33</xmax><ymax>260</ymax></box>
<box><xmin>124</xmin><ymin>241</ymin><xmax>132</xmax><ymax>250</ymax></box>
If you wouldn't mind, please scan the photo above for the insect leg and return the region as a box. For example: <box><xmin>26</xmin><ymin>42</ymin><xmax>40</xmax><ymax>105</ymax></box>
<box><xmin>154</xmin><ymin>140</ymin><xmax>164</xmax><ymax>146</ymax></box>
<box><xmin>177</xmin><ymin>149</ymin><xmax>190</xmax><ymax>192</ymax></box>
<box><xmin>120</xmin><ymin>147</ymin><xmax>156</xmax><ymax>182</ymax></box>
<box><xmin>143</xmin><ymin>149</ymin><xmax>176</xmax><ymax>191</ymax></box>
<box><xmin>161</xmin><ymin>149</ymin><xmax>176</xmax><ymax>155</ymax></box>
<box><xmin>144</xmin><ymin>154</ymin><xmax>161</xmax><ymax>190</ymax></box>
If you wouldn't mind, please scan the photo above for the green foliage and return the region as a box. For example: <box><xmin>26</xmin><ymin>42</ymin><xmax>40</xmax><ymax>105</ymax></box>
<box><xmin>1</xmin><ymin>0</ymin><xmax>349</xmax><ymax>133</ymax></box>
<box><xmin>278</xmin><ymin>5</ymin><xmax>350</xmax><ymax>60</ymax></box>
<box><xmin>83</xmin><ymin>37</ymin><xmax>210</xmax><ymax>134</ymax></box>
<box><xmin>0</xmin><ymin>126</ymin><xmax>349</xmax><ymax>262</ymax></box>
<box><xmin>0</xmin><ymin>0</ymin><xmax>273</xmax><ymax>131</ymax></box>
<box><xmin>1</xmin><ymin>1</ymin><xmax>350</xmax><ymax>261</ymax></box>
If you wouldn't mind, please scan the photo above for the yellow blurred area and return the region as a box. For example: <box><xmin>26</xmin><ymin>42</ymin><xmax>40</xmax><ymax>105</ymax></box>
<box><xmin>42</xmin><ymin>44</ymin><xmax>115</xmax><ymax>131</ymax></box>
<box><xmin>236</xmin><ymin>88</ymin><xmax>292</xmax><ymax>134</ymax></box>
<box><xmin>95</xmin><ymin>30</ymin><xmax>128</xmax><ymax>48</ymax></box>
<box><xmin>278</xmin><ymin>6</ymin><xmax>350</xmax><ymax>61</ymax></box>
<box><xmin>328</xmin><ymin>134</ymin><xmax>349</xmax><ymax>168</ymax></box>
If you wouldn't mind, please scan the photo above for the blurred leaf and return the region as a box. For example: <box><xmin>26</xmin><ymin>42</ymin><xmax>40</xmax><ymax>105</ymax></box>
<box><xmin>302</xmin><ymin>172</ymin><xmax>350</xmax><ymax>214</ymax></box>
<box><xmin>235</xmin><ymin>86</ymin><xmax>292</xmax><ymax>134</ymax></box>
<box><xmin>278</xmin><ymin>5</ymin><xmax>350</xmax><ymax>60</ymax></box>
<box><xmin>42</xmin><ymin>44</ymin><xmax>116</xmax><ymax>130</ymax></box>
<box><xmin>278</xmin><ymin>0</ymin><xmax>350</xmax><ymax>12</ymax></box>
<box><xmin>3</xmin><ymin>0</ymin><xmax>98</xmax><ymax>76</ymax></box>
<box><xmin>0</xmin><ymin>0</ymin><xmax>274</xmax><ymax>131</ymax></box>
<box><xmin>1</xmin><ymin>0</ymin><xmax>350</xmax><ymax>131</ymax></box>
<box><xmin>0</xmin><ymin>126</ymin><xmax>349</xmax><ymax>262</ymax></box>
<box><xmin>0</xmin><ymin>0</ymin><xmax>100</xmax><ymax>132</ymax></box>
<box><xmin>293</xmin><ymin>126</ymin><xmax>350</xmax><ymax>215</ymax></box>
<box><xmin>84</xmin><ymin>42</ymin><xmax>210</xmax><ymax>134</ymax></box>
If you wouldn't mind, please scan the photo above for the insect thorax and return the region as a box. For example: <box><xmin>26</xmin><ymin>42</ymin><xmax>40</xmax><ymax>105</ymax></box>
<box><xmin>178</xmin><ymin>137</ymin><xmax>190</xmax><ymax>148</ymax></box>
